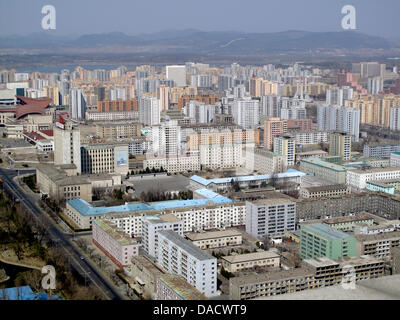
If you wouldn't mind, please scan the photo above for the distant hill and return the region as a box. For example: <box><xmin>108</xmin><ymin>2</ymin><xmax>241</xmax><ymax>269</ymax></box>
<box><xmin>0</xmin><ymin>29</ymin><xmax>395</xmax><ymax>54</ymax></box>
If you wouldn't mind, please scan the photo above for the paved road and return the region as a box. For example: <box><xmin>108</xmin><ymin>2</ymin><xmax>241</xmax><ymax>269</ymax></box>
<box><xmin>0</xmin><ymin>168</ymin><xmax>127</xmax><ymax>300</ymax></box>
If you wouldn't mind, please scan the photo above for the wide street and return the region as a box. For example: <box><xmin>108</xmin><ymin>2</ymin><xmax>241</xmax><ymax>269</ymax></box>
<box><xmin>0</xmin><ymin>167</ymin><xmax>130</xmax><ymax>300</ymax></box>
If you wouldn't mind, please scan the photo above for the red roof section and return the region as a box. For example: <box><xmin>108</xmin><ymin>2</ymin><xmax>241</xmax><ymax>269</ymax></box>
<box><xmin>16</xmin><ymin>105</ymin><xmax>47</xmax><ymax>119</ymax></box>
<box><xmin>23</xmin><ymin>131</ymin><xmax>46</xmax><ymax>141</ymax></box>
<box><xmin>39</xmin><ymin>129</ymin><xmax>54</xmax><ymax>137</ymax></box>
<box><xmin>16</xmin><ymin>95</ymin><xmax>52</xmax><ymax>108</ymax></box>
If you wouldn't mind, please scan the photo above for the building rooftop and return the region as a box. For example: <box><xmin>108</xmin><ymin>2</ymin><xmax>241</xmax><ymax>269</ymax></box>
<box><xmin>303</xmin><ymin>184</ymin><xmax>348</xmax><ymax>193</ymax></box>
<box><xmin>349</xmin><ymin>167</ymin><xmax>400</xmax><ymax>174</ymax></box>
<box><xmin>221</xmin><ymin>250</ymin><xmax>280</xmax><ymax>264</ymax></box>
<box><xmin>248</xmin><ymin>197</ymin><xmax>295</xmax><ymax>206</ymax></box>
<box><xmin>303</xmin><ymin>257</ymin><xmax>340</xmax><ymax>268</ymax></box>
<box><xmin>190</xmin><ymin>169</ymin><xmax>306</xmax><ymax>186</ymax></box>
<box><xmin>68</xmin><ymin>195</ymin><xmax>233</xmax><ymax>217</ymax></box>
<box><xmin>354</xmin><ymin>230</ymin><xmax>400</xmax><ymax>242</ymax></box>
<box><xmin>143</xmin><ymin>214</ymin><xmax>181</xmax><ymax>224</ymax></box>
<box><xmin>322</xmin><ymin>212</ymin><xmax>374</xmax><ymax>225</ymax></box>
<box><xmin>0</xmin><ymin>286</ymin><xmax>60</xmax><ymax>300</ymax></box>
<box><xmin>301</xmin><ymin>157</ymin><xmax>347</xmax><ymax>172</ymax></box>
<box><xmin>158</xmin><ymin>274</ymin><xmax>208</xmax><ymax>300</ymax></box>
<box><xmin>193</xmin><ymin>188</ymin><xmax>231</xmax><ymax>201</ymax></box>
<box><xmin>93</xmin><ymin>219</ymin><xmax>138</xmax><ymax>246</ymax></box>
<box><xmin>130</xmin><ymin>255</ymin><xmax>165</xmax><ymax>277</ymax></box>
<box><xmin>158</xmin><ymin>230</ymin><xmax>215</xmax><ymax>261</ymax></box>
<box><xmin>257</xmin><ymin>275</ymin><xmax>400</xmax><ymax>300</ymax></box>
<box><xmin>37</xmin><ymin>166</ymin><xmax>90</xmax><ymax>186</ymax></box>
<box><xmin>230</xmin><ymin>268</ymin><xmax>314</xmax><ymax>286</ymax></box>
<box><xmin>296</xmin><ymin>150</ymin><xmax>329</xmax><ymax>156</ymax></box>
<box><xmin>186</xmin><ymin>229</ymin><xmax>242</xmax><ymax>242</ymax></box>
<box><xmin>301</xmin><ymin>223</ymin><xmax>355</xmax><ymax>241</ymax></box>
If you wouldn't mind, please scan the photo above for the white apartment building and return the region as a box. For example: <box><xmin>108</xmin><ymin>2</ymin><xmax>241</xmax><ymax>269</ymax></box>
<box><xmin>280</xmin><ymin>107</ymin><xmax>307</xmax><ymax>120</ymax></box>
<box><xmin>245</xmin><ymin>198</ymin><xmax>296</xmax><ymax>239</ymax></box>
<box><xmin>346</xmin><ymin>167</ymin><xmax>400</xmax><ymax>189</ymax></box>
<box><xmin>326</xmin><ymin>86</ymin><xmax>353</xmax><ymax>106</ymax></box>
<box><xmin>139</xmin><ymin>96</ymin><xmax>160</xmax><ymax>126</ymax></box>
<box><xmin>184</xmin><ymin>101</ymin><xmax>216</xmax><ymax>124</ymax></box>
<box><xmin>143</xmin><ymin>154</ymin><xmax>200</xmax><ymax>173</ymax></box>
<box><xmin>85</xmin><ymin>111</ymin><xmax>139</xmax><ymax>121</ymax></box>
<box><xmin>190</xmin><ymin>74</ymin><xmax>213</xmax><ymax>88</ymax></box>
<box><xmin>294</xmin><ymin>131</ymin><xmax>329</xmax><ymax>145</ymax></box>
<box><xmin>390</xmin><ymin>107</ymin><xmax>400</xmax><ymax>131</ymax></box>
<box><xmin>149</xmin><ymin>120</ymin><xmax>181</xmax><ymax>157</ymax></box>
<box><xmin>142</xmin><ymin>214</ymin><xmax>183</xmax><ymax>259</ymax></box>
<box><xmin>70</xmin><ymin>88</ymin><xmax>86</xmax><ymax>120</ymax></box>
<box><xmin>166</xmin><ymin>65</ymin><xmax>187</xmax><ymax>87</ymax></box>
<box><xmin>65</xmin><ymin>198</ymin><xmax>245</xmax><ymax>232</ymax></box>
<box><xmin>317</xmin><ymin>104</ymin><xmax>360</xmax><ymax>142</ymax></box>
<box><xmin>157</xmin><ymin>230</ymin><xmax>217</xmax><ymax>297</ymax></box>
<box><xmin>54</xmin><ymin>121</ymin><xmax>82</xmax><ymax>173</ymax></box>
<box><xmin>199</xmin><ymin>143</ymin><xmax>243</xmax><ymax>170</ymax></box>
<box><xmin>232</xmin><ymin>98</ymin><xmax>260</xmax><ymax>129</ymax></box>
<box><xmin>252</xmin><ymin>149</ymin><xmax>287</xmax><ymax>174</ymax></box>
<box><xmin>390</xmin><ymin>152</ymin><xmax>400</xmax><ymax>167</ymax></box>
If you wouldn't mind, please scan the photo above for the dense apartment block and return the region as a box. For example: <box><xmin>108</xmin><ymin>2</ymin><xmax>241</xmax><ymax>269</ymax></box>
<box><xmin>300</xmin><ymin>158</ymin><xmax>348</xmax><ymax>184</ymax></box>
<box><xmin>97</xmin><ymin>98</ymin><xmax>138</xmax><ymax>112</ymax></box>
<box><xmin>96</xmin><ymin>122</ymin><xmax>141</xmax><ymax>140</ymax></box>
<box><xmin>245</xmin><ymin>198</ymin><xmax>296</xmax><ymax>239</ymax></box>
<box><xmin>65</xmin><ymin>197</ymin><xmax>243</xmax><ymax>231</ymax></box>
<box><xmin>300</xmin><ymin>184</ymin><xmax>349</xmax><ymax>199</ymax></box>
<box><xmin>251</xmin><ymin>148</ymin><xmax>287</xmax><ymax>174</ymax></box>
<box><xmin>355</xmin><ymin>231</ymin><xmax>400</xmax><ymax>260</ymax></box>
<box><xmin>273</xmin><ymin>135</ymin><xmax>295</xmax><ymax>166</ymax></box>
<box><xmin>92</xmin><ymin>219</ymin><xmax>140</xmax><ymax>269</ymax></box>
<box><xmin>229</xmin><ymin>255</ymin><xmax>384</xmax><ymax>300</ymax></box>
<box><xmin>185</xmin><ymin>229</ymin><xmax>243</xmax><ymax>249</ymax></box>
<box><xmin>142</xmin><ymin>214</ymin><xmax>183</xmax><ymax>259</ymax></box>
<box><xmin>329</xmin><ymin>131</ymin><xmax>352</xmax><ymax>161</ymax></box>
<box><xmin>300</xmin><ymin>224</ymin><xmax>356</xmax><ymax>260</ymax></box>
<box><xmin>346</xmin><ymin>167</ymin><xmax>400</xmax><ymax>190</ymax></box>
<box><xmin>221</xmin><ymin>250</ymin><xmax>280</xmax><ymax>273</ymax></box>
<box><xmin>156</xmin><ymin>230</ymin><xmax>217</xmax><ymax>297</ymax></box>
<box><xmin>263</xmin><ymin>117</ymin><xmax>287</xmax><ymax>150</ymax></box>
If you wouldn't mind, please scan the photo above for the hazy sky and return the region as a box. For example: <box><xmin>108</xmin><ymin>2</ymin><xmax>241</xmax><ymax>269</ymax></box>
<box><xmin>0</xmin><ymin>0</ymin><xmax>399</xmax><ymax>38</ymax></box>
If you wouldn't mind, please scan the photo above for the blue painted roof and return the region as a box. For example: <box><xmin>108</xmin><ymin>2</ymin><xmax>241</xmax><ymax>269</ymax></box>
<box><xmin>194</xmin><ymin>188</ymin><xmax>225</xmax><ymax>199</ymax></box>
<box><xmin>0</xmin><ymin>286</ymin><xmax>61</xmax><ymax>300</ymax></box>
<box><xmin>190</xmin><ymin>169</ymin><xmax>306</xmax><ymax>186</ymax></box>
<box><xmin>68</xmin><ymin>196</ymin><xmax>232</xmax><ymax>216</ymax></box>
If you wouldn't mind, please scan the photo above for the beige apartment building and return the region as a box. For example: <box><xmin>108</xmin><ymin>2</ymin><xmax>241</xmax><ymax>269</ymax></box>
<box><xmin>253</xmin><ymin>148</ymin><xmax>287</xmax><ymax>174</ymax></box>
<box><xmin>125</xmin><ymin>255</ymin><xmax>165</xmax><ymax>300</ymax></box>
<box><xmin>345</xmin><ymin>94</ymin><xmax>400</xmax><ymax>128</ymax></box>
<box><xmin>96</xmin><ymin>122</ymin><xmax>141</xmax><ymax>140</ymax></box>
<box><xmin>300</xmin><ymin>184</ymin><xmax>350</xmax><ymax>199</ymax></box>
<box><xmin>230</xmin><ymin>255</ymin><xmax>385</xmax><ymax>300</ymax></box>
<box><xmin>355</xmin><ymin>231</ymin><xmax>400</xmax><ymax>260</ymax></box>
<box><xmin>81</xmin><ymin>143</ymin><xmax>129</xmax><ymax>175</ymax></box>
<box><xmin>264</xmin><ymin>118</ymin><xmax>287</xmax><ymax>150</ymax></box>
<box><xmin>221</xmin><ymin>250</ymin><xmax>280</xmax><ymax>273</ymax></box>
<box><xmin>186</xmin><ymin>229</ymin><xmax>243</xmax><ymax>249</ymax></box>
<box><xmin>36</xmin><ymin>165</ymin><xmax>92</xmax><ymax>203</ymax></box>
